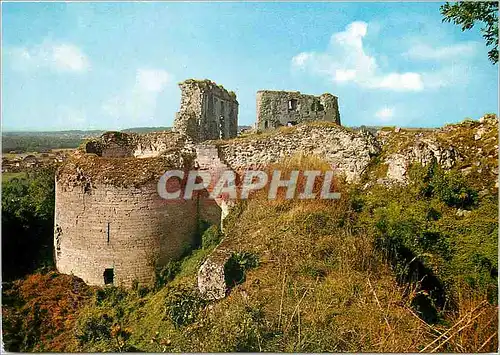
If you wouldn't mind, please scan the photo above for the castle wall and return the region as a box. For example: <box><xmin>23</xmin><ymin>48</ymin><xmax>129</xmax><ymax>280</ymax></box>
<box><xmin>85</xmin><ymin>131</ymin><xmax>193</xmax><ymax>159</ymax></box>
<box><xmin>216</xmin><ymin>124</ymin><xmax>379</xmax><ymax>183</ymax></box>
<box><xmin>256</xmin><ymin>91</ymin><xmax>340</xmax><ymax>130</ymax></box>
<box><xmin>54</xmin><ymin>174</ymin><xmax>200</xmax><ymax>287</ymax></box>
<box><xmin>173</xmin><ymin>80</ymin><xmax>238</xmax><ymax>142</ymax></box>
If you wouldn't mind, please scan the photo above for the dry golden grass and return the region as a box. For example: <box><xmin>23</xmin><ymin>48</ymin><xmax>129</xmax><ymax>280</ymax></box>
<box><xmin>195</xmin><ymin>154</ymin><xmax>433</xmax><ymax>351</ymax></box>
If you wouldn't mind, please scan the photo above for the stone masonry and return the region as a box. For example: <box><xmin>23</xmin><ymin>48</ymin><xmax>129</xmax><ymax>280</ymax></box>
<box><xmin>215</xmin><ymin>123</ymin><xmax>380</xmax><ymax>183</ymax></box>
<box><xmin>173</xmin><ymin>79</ymin><xmax>239</xmax><ymax>142</ymax></box>
<box><xmin>54</xmin><ymin>78</ymin><xmax>359</xmax><ymax>290</ymax></box>
<box><xmin>54</xmin><ymin>132</ymin><xmax>221</xmax><ymax>287</ymax></box>
<box><xmin>54</xmin><ymin>178</ymin><xmax>199</xmax><ymax>286</ymax></box>
<box><xmin>256</xmin><ymin>90</ymin><xmax>340</xmax><ymax>130</ymax></box>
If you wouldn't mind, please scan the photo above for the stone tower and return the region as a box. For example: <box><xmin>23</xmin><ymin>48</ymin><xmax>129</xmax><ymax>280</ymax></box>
<box><xmin>173</xmin><ymin>79</ymin><xmax>239</xmax><ymax>142</ymax></box>
<box><xmin>256</xmin><ymin>90</ymin><xmax>340</xmax><ymax>130</ymax></box>
<box><xmin>53</xmin><ymin>131</ymin><xmax>221</xmax><ymax>287</ymax></box>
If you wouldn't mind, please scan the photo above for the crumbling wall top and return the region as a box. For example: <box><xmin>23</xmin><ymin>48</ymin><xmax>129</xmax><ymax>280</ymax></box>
<box><xmin>179</xmin><ymin>79</ymin><xmax>237</xmax><ymax>102</ymax></box>
<box><xmin>256</xmin><ymin>90</ymin><xmax>338</xmax><ymax>99</ymax></box>
<box><xmin>57</xmin><ymin>151</ymin><xmax>194</xmax><ymax>188</ymax></box>
<box><xmin>81</xmin><ymin>131</ymin><xmax>192</xmax><ymax>158</ymax></box>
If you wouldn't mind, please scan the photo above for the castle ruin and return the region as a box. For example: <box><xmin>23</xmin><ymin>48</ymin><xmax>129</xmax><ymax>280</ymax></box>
<box><xmin>256</xmin><ymin>90</ymin><xmax>340</xmax><ymax>130</ymax></box>
<box><xmin>55</xmin><ymin>80</ymin><xmax>363</xmax><ymax>289</ymax></box>
<box><xmin>173</xmin><ymin>79</ymin><xmax>239</xmax><ymax>142</ymax></box>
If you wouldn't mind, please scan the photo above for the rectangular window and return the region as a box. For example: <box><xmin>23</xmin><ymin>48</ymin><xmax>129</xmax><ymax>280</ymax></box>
<box><xmin>103</xmin><ymin>268</ymin><xmax>114</xmax><ymax>285</ymax></box>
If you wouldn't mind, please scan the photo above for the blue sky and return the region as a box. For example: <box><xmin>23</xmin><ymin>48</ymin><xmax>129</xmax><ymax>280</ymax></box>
<box><xmin>1</xmin><ymin>2</ymin><xmax>498</xmax><ymax>131</ymax></box>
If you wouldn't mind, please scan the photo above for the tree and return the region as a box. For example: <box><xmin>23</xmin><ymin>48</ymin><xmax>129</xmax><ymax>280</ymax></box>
<box><xmin>440</xmin><ymin>1</ymin><xmax>498</xmax><ymax>64</ymax></box>
<box><xmin>2</xmin><ymin>166</ymin><xmax>56</xmax><ymax>280</ymax></box>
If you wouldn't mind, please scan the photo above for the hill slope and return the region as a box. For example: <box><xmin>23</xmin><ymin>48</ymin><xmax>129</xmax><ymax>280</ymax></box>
<box><xmin>2</xmin><ymin>115</ymin><xmax>498</xmax><ymax>352</ymax></box>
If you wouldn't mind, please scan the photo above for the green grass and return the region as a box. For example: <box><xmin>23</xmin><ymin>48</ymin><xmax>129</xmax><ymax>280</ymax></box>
<box><xmin>2</xmin><ymin>172</ymin><xmax>27</xmax><ymax>182</ymax></box>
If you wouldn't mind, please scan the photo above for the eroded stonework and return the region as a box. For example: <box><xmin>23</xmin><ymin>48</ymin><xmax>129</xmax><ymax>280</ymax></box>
<box><xmin>215</xmin><ymin>124</ymin><xmax>379</xmax><ymax>183</ymax></box>
<box><xmin>173</xmin><ymin>79</ymin><xmax>238</xmax><ymax>142</ymax></box>
<box><xmin>57</xmin><ymin>76</ymin><xmax>496</xmax><ymax>294</ymax></box>
<box><xmin>256</xmin><ymin>90</ymin><xmax>340</xmax><ymax>130</ymax></box>
<box><xmin>55</xmin><ymin>136</ymin><xmax>221</xmax><ymax>287</ymax></box>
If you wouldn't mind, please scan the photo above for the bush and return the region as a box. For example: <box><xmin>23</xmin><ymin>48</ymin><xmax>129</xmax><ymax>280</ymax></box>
<box><xmin>409</xmin><ymin>162</ymin><xmax>478</xmax><ymax>209</ymax></box>
<box><xmin>164</xmin><ymin>286</ymin><xmax>206</xmax><ymax>328</ymax></box>
<box><xmin>155</xmin><ymin>261</ymin><xmax>182</xmax><ymax>289</ymax></box>
<box><xmin>76</xmin><ymin>313</ymin><xmax>113</xmax><ymax>343</ymax></box>
<box><xmin>1</xmin><ymin>272</ymin><xmax>92</xmax><ymax>352</ymax></box>
<box><xmin>224</xmin><ymin>252</ymin><xmax>259</xmax><ymax>287</ymax></box>
<box><xmin>2</xmin><ymin>167</ymin><xmax>56</xmax><ymax>280</ymax></box>
<box><xmin>432</xmin><ymin>170</ymin><xmax>478</xmax><ymax>208</ymax></box>
<box><xmin>95</xmin><ymin>286</ymin><xmax>129</xmax><ymax>307</ymax></box>
<box><xmin>202</xmin><ymin>225</ymin><xmax>223</xmax><ymax>249</ymax></box>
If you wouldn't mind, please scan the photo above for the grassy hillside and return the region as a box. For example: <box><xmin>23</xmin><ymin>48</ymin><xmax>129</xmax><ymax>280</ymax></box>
<box><xmin>2</xmin><ymin>118</ymin><xmax>498</xmax><ymax>352</ymax></box>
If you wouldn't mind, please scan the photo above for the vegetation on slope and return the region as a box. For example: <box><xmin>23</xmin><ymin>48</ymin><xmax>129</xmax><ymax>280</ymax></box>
<box><xmin>1</xmin><ymin>117</ymin><xmax>498</xmax><ymax>352</ymax></box>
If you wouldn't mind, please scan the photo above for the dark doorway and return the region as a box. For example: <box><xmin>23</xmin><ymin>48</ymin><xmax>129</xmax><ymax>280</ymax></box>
<box><xmin>288</xmin><ymin>99</ymin><xmax>298</xmax><ymax>111</ymax></box>
<box><xmin>103</xmin><ymin>268</ymin><xmax>114</xmax><ymax>285</ymax></box>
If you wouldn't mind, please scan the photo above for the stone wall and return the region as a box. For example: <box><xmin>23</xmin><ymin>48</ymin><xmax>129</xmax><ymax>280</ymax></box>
<box><xmin>54</xmin><ymin>178</ymin><xmax>199</xmax><ymax>287</ymax></box>
<box><xmin>84</xmin><ymin>131</ymin><xmax>194</xmax><ymax>159</ymax></box>
<box><xmin>215</xmin><ymin>124</ymin><xmax>379</xmax><ymax>183</ymax></box>
<box><xmin>256</xmin><ymin>90</ymin><xmax>340</xmax><ymax>130</ymax></box>
<box><xmin>173</xmin><ymin>79</ymin><xmax>239</xmax><ymax>142</ymax></box>
<box><xmin>54</xmin><ymin>148</ymin><xmax>221</xmax><ymax>287</ymax></box>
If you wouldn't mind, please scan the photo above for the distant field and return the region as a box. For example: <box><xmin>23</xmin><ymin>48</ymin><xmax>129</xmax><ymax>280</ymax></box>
<box><xmin>2</xmin><ymin>171</ymin><xmax>27</xmax><ymax>182</ymax></box>
<box><xmin>2</xmin><ymin>134</ymin><xmax>90</xmax><ymax>153</ymax></box>
<box><xmin>1</xmin><ymin>127</ymin><xmax>176</xmax><ymax>153</ymax></box>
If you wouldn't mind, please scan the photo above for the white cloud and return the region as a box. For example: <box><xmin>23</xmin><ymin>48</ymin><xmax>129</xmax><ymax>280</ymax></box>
<box><xmin>292</xmin><ymin>21</ymin><xmax>424</xmax><ymax>92</ymax></box>
<box><xmin>9</xmin><ymin>40</ymin><xmax>90</xmax><ymax>73</ymax></box>
<box><xmin>102</xmin><ymin>68</ymin><xmax>171</xmax><ymax>126</ymax></box>
<box><xmin>135</xmin><ymin>69</ymin><xmax>170</xmax><ymax>92</ymax></box>
<box><xmin>375</xmin><ymin>107</ymin><xmax>395</xmax><ymax>122</ymax></box>
<box><xmin>291</xmin><ymin>52</ymin><xmax>313</xmax><ymax>68</ymax></box>
<box><xmin>403</xmin><ymin>42</ymin><xmax>479</xmax><ymax>60</ymax></box>
<box><xmin>376</xmin><ymin>73</ymin><xmax>423</xmax><ymax>91</ymax></box>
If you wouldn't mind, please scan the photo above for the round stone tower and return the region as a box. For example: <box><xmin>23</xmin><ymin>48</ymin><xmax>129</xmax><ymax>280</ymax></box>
<box><xmin>54</xmin><ymin>131</ymin><xmax>220</xmax><ymax>287</ymax></box>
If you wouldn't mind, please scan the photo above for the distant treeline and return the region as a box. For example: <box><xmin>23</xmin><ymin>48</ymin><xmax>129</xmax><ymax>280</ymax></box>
<box><xmin>1</xmin><ymin>127</ymin><xmax>173</xmax><ymax>153</ymax></box>
<box><xmin>121</xmin><ymin>126</ymin><xmax>171</xmax><ymax>133</ymax></box>
<box><xmin>1</xmin><ymin>125</ymin><xmax>271</xmax><ymax>153</ymax></box>
<box><xmin>2</xmin><ymin>135</ymin><xmax>86</xmax><ymax>153</ymax></box>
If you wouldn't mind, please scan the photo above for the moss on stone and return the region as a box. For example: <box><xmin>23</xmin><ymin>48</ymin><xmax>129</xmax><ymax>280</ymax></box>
<box><xmin>57</xmin><ymin>152</ymin><xmax>190</xmax><ymax>188</ymax></box>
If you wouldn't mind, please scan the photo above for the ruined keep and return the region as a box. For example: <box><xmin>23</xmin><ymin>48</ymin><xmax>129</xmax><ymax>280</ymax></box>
<box><xmin>256</xmin><ymin>90</ymin><xmax>341</xmax><ymax>130</ymax></box>
<box><xmin>173</xmin><ymin>79</ymin><xmax>239</xmax><ymax>142</ymax></box>
<box><xmin>54</xmin><ymin>79</ymin><xmax>352</xmax><ymax>289</ymax></box>
<box><xmin>54</xmin><ymin>131</ymin><xmax>222</xmax><ymax>287</ymax></box>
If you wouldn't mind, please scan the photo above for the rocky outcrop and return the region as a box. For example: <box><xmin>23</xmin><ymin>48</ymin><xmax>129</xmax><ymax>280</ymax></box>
<box><xmin>197</xmin><ymin>247</ymin><xmax>232</xmax><ymax>300</ymax></box>
<box><xmin>383</xmin><ymin>138</ymin><xmax>462</xmax><ymax>183</ymax></box>
<box><xmin>376</xmin><ymin>114</ymin><xmax>498</xmax><ymax>185</ymax></box>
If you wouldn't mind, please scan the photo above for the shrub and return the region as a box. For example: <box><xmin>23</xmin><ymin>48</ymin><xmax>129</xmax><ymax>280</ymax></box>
<box><xmin>94</xmin><ymin>286</ymin><xmax>129</xmax><ymax>307</ymax></box>
<box><xmin>2</xmin><ymin>167</ymin><xmax>56</xmax><ymax>280</ymax></box>
<box><xmin>75</xmin><ymin>313</ymin><xmax>113</xmax><ymax>343</ymax></box>
<box><xmin>1</xmin><ymin>272</ymin><xmax>92</xmax><ymax>352</ymax></box>
<box><xmin>432</xmin><ymin>170</ymin><xmax>478</xmax><ymax>208</ymax></box>
<box><xmin>155</xmin><ymin>261</ymin><xmax>181</xmax><ymax>289</ymax></box>
<box><xmin>164</xmin><ymin>286</ymin><xmax>206</xmax><ymax>328</ymax></box>
<box><xmin>202</xmin><ymin>225</ymin><xmax>223</xmax><ymax>249</ymax></box>
<box><xmin>409</xmin><ymin>162</ymin><xmax>478</xmax><ymax>209</ymax></box>
<box><xmin>224</xmin><ymin>252</ymin><xmax>259</xmax><ymax>287</ymax></box>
